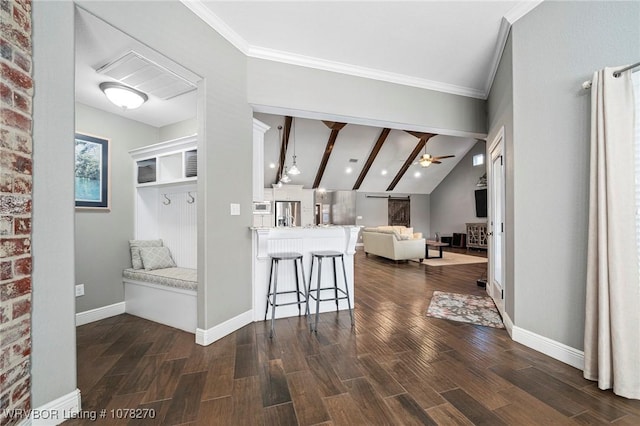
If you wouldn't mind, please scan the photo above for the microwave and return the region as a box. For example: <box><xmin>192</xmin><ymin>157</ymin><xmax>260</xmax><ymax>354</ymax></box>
<box><xmin>252</xmin><ymin>201</ymin><xmax>272</xmax><ymax>215</ymax></box>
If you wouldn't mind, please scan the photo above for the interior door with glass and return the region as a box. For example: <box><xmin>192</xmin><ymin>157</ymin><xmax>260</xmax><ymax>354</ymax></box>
<box><xmin>488</xmin><ymin>130</ymin><xmax>506</xmax><ymax>318</ymax></box>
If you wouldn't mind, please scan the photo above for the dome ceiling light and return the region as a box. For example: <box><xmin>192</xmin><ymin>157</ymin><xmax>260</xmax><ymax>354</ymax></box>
<box><xmin>99</xmin><ymin>82</ymin><xmax>148</xmax><ymax>110</ymax></box>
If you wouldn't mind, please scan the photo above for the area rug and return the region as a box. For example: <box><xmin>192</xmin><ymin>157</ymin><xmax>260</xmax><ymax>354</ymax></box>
<box><xmin>426</xmin><ymin>291</ymin><xmax>504</xmax><ymax>329</ymax></box>
<box><xmin>422</xmin><ymin>251</ymin><xmax>488</xmax><ymax>266</ymax></box>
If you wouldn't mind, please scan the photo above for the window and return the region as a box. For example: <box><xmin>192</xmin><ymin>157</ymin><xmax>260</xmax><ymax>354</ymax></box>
<box><xmin>473</xmin><ymin>153</ymin><xmax>485</xmax><ymax>166</ymax></box>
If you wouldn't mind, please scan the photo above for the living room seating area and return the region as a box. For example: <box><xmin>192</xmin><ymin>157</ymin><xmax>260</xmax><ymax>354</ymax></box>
<box><xmin>362</xmin><ymin>226</ymin><xmax>425</xmax><ymax>262</ymax></box>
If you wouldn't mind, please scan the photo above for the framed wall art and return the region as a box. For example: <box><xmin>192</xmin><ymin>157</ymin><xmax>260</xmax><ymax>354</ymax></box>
<box><xmin>75</xmin><ymin>133</ymin><xmax>110</xmax><ymax>210</ymax></box>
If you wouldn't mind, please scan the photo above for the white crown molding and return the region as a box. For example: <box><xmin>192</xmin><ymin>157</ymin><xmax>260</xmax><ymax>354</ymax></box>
<box><xmin>504</xmin><ymin>0</ymin><xmax>544</xmax><ymax>25</ymax></box>
<box><xmin>179</xmin><ymin>0</ymin><xmax>249</xmax><ymax>55</ymax></box>
<box><xmin>483</xmin><ymin>1</ymin><xmax>543</xmax><ymax>96</ymax></box>
<box><xmin>183</xmin><ymin>0</ymin><xmax>542</xmax><ymax>101</ymax></box>
<box><xmin>247</xmin><ymin>45</ymin><xmax>487</xmax><ymax>99</ymax></box>
<box><xmin>182</xmin><ymin>0</ymin><xmax>485</xmax><ymax>99</ymax></box>
<box><xmin>483</xmin><ymin>18</ymin><xmax>512</xmax><ymax>97</ymax></box>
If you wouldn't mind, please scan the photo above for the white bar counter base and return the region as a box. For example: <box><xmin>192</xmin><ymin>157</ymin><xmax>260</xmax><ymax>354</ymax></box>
<box><xmin>252</xmin><ymin>226</ymin><xmax>360</xmax><ymax>322</ymax></box>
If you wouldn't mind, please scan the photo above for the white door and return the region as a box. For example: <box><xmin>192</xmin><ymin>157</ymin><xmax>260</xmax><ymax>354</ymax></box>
<box><xmin>488</xmin><ymin>129</ymin><xmax>506</xmax><ymax>318</ymax></box>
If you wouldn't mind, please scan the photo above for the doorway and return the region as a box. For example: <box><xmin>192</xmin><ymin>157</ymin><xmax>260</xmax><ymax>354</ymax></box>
<box><xmin>488</xmin><ymin>128</ymin><xmax>506</xmax><ymax>318</ymax></box>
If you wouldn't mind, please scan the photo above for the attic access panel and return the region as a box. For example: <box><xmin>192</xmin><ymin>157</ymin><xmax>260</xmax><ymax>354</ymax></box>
<box><xmin>96</xmin><ymin>50</ymin><xmax>196</xmax><ymax>100</ymax></box>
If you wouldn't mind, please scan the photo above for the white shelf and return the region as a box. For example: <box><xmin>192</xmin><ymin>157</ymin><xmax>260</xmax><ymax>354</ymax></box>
<box><xmin>130</xmin><ymin>135</ymin><xmax>197</xmax><ymax>187</ymax></box>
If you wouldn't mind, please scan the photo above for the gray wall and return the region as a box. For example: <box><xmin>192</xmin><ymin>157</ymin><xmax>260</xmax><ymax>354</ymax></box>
<box><xmin>76</xmin><ymin>0</ymin><xmax>253</xmax><ymax>330</ymax></box>
<box><xmin>507</xmin><ymin>1</ymin><xmax>639</xmax><ymax>349</ymax></box>
<box><xmin>248</xmin><ymin>58</ymin><xmax>487</xmax><ymax>138</ymax></box>
<box><xmin>487</xmin><ymin>32</ymin><xmax>515</xmax><ymax>319</ymax></box>
<box><xmin>159</xmin><ymin>117</ymin><xmax>197</xmax><ymax>141</ymax></box>
<box><xmin>430</xmin><ymin>141</ymin><xmax>487</xmax><ymax>238</ymax></box>
<box><xmin>75</xmin><ymin>103</ymin><xmax>159</xmax><ymax>313</ymax></box>
<box><xmin>355</xmin><ymin>192</ymin><xmax>430</xmax><ymax>242</ymax></box>
<box><xmin>32</xmin><ymin>0</ymin><xmax>77</xmax><ymax>408</ymax></box>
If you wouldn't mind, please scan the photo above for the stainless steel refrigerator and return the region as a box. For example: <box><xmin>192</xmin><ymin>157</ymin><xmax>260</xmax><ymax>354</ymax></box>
<box><xmin>274</xmin><ymin>201</ymin><xmax>301</xmax><ymax>227</ymax></box>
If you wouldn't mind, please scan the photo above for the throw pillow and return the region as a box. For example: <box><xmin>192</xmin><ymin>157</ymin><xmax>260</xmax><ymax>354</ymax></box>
<box><xmin>139</xmin><ymin>246</ymin><xmax>176</xmax><ymax>271</ymax></box>
<box><xmin>129</xmin><ymin>239</ymin><xmax>163</xmax><ymax>269</ymax></box>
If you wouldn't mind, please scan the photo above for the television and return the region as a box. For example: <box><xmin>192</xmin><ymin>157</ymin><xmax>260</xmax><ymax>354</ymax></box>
<box><xmin>475</xmin><ymin>189</ymin><xmax>487</xmax><ymax>218</ymax></box>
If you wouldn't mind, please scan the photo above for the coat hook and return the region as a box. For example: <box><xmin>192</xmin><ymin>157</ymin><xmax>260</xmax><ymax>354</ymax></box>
<box><xmin>187</xmin><ymin>192</ymin><xmax>195</xmax><ymax>204</ymax></box>
<box><xmin>163</xmin><ymin>194</ymin><xmax>171</xmax><ymax>205</ymax></box>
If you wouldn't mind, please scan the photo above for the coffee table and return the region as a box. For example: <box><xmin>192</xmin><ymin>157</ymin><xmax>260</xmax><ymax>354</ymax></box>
<box><xmin>425</xmin><ymin>240</ymin><xmax>449</xmax><ymax>259</ymax></box>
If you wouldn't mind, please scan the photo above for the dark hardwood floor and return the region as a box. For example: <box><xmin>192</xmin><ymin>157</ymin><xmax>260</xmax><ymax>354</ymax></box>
<box><xmin>70</xmin><ymin>249</ymin><xmax>640</xmax><ymax>425</ymax></box>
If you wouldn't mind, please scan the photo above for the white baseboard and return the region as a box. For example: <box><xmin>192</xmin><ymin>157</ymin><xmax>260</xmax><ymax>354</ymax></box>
<box><xmin>503</xmin><ymin>311</ymin><xmax>514</xmax><ymax>337</ymax></box>
<box><xmin>19</xmin><ymin>388</ymin><xmax>81</xmax><ymax>425</ymax></box>
<box><xmin>512</xmin><ymin>325</ymin><xmax>585</xmax><ymax>370</ymax></box>
<box><xmin>75</xmin><ymin>302</ymin><xmax>125</xmax><ymax>326</ymax></box>
<box><xmin>196</xmin><ymin>309</ymin><xmax>253</xmax><ymax>346</ymax></box>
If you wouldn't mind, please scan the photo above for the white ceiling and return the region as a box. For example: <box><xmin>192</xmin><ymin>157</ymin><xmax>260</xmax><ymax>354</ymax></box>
<box><xmin>75</xmin><ymin>8</ymin><xmax>199</xmax><ymax>128</ymax></box>
<box><xmin>185</xmin><ymin>0</ymin><xmax>541</xmax><ymax>99</ymax></box>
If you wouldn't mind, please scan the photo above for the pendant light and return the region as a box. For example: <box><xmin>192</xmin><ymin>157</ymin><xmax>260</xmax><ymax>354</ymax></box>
<box><xmin>288</xmin><ymin>117</ymin><xmax>301</xmax><ymax>175</ymax></box>
<box><xmin>281</xmin><ymin>167</ymin><xmax>291</xmax><ymax>183</ymax></box>
<box><xmin>277</xmin><ymin>125</ymin><xmax>290</xmax><ymax>185</ymax></box>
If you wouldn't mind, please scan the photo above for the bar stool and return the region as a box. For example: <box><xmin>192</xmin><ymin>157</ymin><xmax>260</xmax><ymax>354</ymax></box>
<box><xmin>306</xmin><ymin>250</ymin><xmax>354</xmax><ymax>333</ymax></box>
<box><xmin>265</xmin><ymin>252</ymin><xmax>307</xmax><ymax>338</ymax></box>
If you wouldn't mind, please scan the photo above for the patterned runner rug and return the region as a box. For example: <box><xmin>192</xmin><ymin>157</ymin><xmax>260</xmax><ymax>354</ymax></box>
<box><xmin>426</xmin><ymin>291</ymin><xmax>504</xmax><ymax>329</ymax></box>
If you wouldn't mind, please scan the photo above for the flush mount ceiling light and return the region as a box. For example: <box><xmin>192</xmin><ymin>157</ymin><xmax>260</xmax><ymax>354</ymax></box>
<box><xmin>99</xmin><ymin>82</ymin><xmax>148</xmax><ymax>110</ymax></box>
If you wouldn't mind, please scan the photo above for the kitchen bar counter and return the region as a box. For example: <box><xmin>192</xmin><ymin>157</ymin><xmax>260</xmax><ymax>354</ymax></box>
<box><xmin>251</xmin><ymin>226</ymin><xmax>360</xmax><ymax>321</ymax></box>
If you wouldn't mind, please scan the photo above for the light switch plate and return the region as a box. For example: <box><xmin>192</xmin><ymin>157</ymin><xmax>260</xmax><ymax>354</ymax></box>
<box><xmin>230</xmin><ymin>203</ymin><xmax>240</xmax><ymax>216</ymax></box>
<box><xmin>75</xmin><ymin>284</ymin><xmax>85</xmax><ymax>297</ymax></box>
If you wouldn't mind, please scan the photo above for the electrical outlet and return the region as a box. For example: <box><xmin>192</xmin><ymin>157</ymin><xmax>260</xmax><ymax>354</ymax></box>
<box><xmin>75</xmin><ymin>284</ymin><xmax>85</xmax><ymax>297</ymax></box>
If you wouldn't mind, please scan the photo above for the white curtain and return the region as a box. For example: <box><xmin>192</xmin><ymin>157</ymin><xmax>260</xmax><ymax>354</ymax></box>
<box><xmin>584</xmin><ymin>66</ymin><xmax>640</xmax><ymax>399</ymax></box>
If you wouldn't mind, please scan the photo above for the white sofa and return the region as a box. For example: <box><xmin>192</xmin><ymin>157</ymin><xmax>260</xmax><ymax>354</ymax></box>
<box><xmin>362</xmin><ymin>226</ymin><xmax>425</xmax><ymax>262</ymax></box>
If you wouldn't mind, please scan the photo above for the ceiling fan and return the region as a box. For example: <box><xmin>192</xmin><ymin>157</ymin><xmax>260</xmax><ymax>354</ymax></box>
<box><xmin>413</xmin><ymin>153</ymin><xmax>455</xmax><ymax>167</ymax></box>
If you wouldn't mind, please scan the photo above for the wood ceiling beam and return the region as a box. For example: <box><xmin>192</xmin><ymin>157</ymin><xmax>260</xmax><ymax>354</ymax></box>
<box><xmin>322</xmin><ymin>121</ymin><xmax>347</xmax><ymax>131</ymax></box>
<box><xmin>313</xmin><ymin>123</ymin><xmax>347</xmax><ymax>189</ymax></box>
<box><xmin>404</xmin><ymin>130</ymin><xmax>430</xmax><ymax>139</ymax></box>
<box><xmin>386</xmin><ymin>133</ymin><xmax>435</xmax><ymax>191</ymax></box>
<box><xmin>275</xmin><ymin>116</ymin><xmax>293</xmax><ymax>184</ymax></box>
<box><xmin>352</xmin><ymin>128</ymin><xmax>391</xmax><ymax>190</ymax></box>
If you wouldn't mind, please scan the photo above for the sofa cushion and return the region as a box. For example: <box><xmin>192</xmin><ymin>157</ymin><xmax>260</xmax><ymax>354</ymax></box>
<box><xmin>364</xmin><ymin>226</ymin><xmax>418</xmax><ymax>240</ymax></box>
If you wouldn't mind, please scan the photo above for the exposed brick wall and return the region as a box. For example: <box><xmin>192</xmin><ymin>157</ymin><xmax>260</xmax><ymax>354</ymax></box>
<box><xmin>0</xmin><ymin>0</ymin><xmax>32</xmax><ymax>424</ymax></box>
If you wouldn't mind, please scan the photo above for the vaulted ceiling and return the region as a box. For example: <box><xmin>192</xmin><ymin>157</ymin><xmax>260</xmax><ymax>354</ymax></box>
<box><xmin>184</xmin><ymin>0</ymin><xmax>541</xmax><ymax>99</ymax></box>
<box><xmin>256</xmin><ymin>113</ymin><xmax>479</xmax><ymax>195</ymax></box>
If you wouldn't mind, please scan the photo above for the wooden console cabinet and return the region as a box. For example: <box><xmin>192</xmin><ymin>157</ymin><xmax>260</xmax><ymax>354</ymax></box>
<box><xmin>466</xmin><ymin>222</ymin><xmax>488</xmax><ymax>250</ymax></box>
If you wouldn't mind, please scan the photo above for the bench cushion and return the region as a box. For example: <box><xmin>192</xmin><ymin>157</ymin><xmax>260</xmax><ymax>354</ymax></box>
<box><xmin>123</xmin><ymin>267</ymin><xmax>197</xmax><ymax>291</ymax></box>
